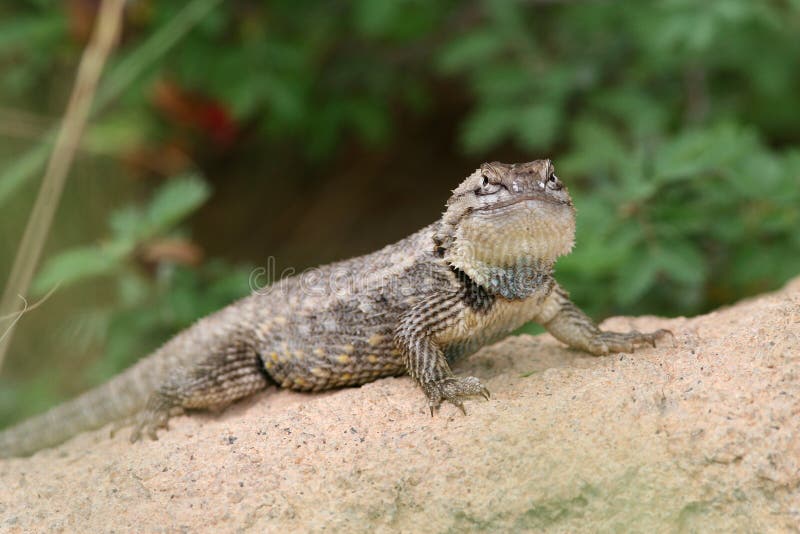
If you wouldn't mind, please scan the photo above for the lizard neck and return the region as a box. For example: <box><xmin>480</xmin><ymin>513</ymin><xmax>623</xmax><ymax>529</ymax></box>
<box><xmin>450</xmin><ymin>260</ymin><xmax>554</xmax><ymax>300</ymax></box>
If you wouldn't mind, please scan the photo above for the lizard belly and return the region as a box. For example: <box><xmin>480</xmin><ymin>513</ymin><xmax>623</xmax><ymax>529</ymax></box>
<box><xmin>438</xmin><ymin>292</ymin><xmax>548</xmax><ymax>360</ymax></box>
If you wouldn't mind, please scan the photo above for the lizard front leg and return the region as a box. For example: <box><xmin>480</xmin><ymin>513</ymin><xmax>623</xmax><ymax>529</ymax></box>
<box><xmin>538</xmin><ymin>284</ymin><xmax>671</xmax><ymax>355</ymax></box>
<box><xmin>395</xmin><ymin>304</ymin><xmax>490</xmax><ymax>415</ymax></box>
<box><xmin>130</xmin><ymin>342</ymin><xmax>270</xmax><ymax>442</ymax></box>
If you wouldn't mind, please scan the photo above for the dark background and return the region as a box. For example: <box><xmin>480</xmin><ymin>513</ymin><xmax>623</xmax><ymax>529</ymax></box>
<box><xmin>1</xmin><ymin>0</ymin><xmax>799</xmax><ymax>426</ymax></box>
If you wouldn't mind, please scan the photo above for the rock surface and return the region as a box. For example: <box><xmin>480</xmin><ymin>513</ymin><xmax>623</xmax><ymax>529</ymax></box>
<box><xmin>1</xmin><ymin>278</ymin><xmax>799</xmax><ymax>533</ymax></box>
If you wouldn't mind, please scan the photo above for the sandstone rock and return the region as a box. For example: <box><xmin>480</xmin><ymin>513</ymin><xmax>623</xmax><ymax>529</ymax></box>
<box><xmin>1</xmin><ymin>277</ymin><xmax>799</xmax><ymax>532</ymax></box>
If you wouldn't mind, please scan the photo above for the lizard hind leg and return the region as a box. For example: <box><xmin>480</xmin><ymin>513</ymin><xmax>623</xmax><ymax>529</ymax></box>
<box><xmin>130</xmin><ymin>343</ymin><xmax>271</xmax><ymax>442</ymax></box>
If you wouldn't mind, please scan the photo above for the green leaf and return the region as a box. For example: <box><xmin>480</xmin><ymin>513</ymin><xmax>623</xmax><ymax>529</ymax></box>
<box><xmin>460</xmin><ymin>106</ymin><xmax>517</xmax><ymax>152</ymax></box>
<box><xmin>615</xmin><ymin>250</ymin><xmax>659</xmax><ymax>305</ymax></box>
<box><xmin>438</xmin><ymin>30</ymin><xmax>505</xmax><ymax>74</ymax></box>
<box><xmin>0</xmin><ymin>15</ymin><xmax>64</xmax><ymax>49</ymax></box>
<box><xmin>656</xmin><ymin>239</ymin><xmax>706</xmax><ymax>286</ymax></box>
<box><xmin>109</xmin><ymin>207</ymin><xmax>146</xmax><ymax>241</ymax></box>
<box><xmin>0</xmin><ymin>143</ymin><xmax>51</xmax><ymax>205</ymax></box>
<box><xmin>515</xmin><ymin>104</ymin><xmax>560</xmax><ymax>149</ymax></box>
<box><xmin>82</xmin><ymin>112</ymin><xmax>150</xmax><ymax>155</ymax></box>
<box><xmin>654</xmin><ymin>124</ymin><xmax>757</xmax><ymax>182</ymax></box>
<box><xmin>31</xmin><ymin>241</ymin><xmax>132</xmax><ymax>296</ymax></box>
<box><xmin>353</xmin><ymin>0</ymin><xmax>401</xmax><ymax>36</ymax></box>
<box><xmin>143</xmin><ymin>174</ymin><xmax>211</xmax><ymax>238</ymax></box>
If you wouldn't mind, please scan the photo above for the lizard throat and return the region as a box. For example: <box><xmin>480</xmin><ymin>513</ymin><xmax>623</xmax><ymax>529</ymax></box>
<box><xmin>442</xmin><ymin>199</ymin><xmax>576</xmax><ymax>292</ymax></box>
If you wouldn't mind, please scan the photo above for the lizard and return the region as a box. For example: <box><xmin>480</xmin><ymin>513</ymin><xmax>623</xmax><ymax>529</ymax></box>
<box><xmin>0</xmin><ymin>160</ymin><xmax>669</xmax><ymax>458</ymax></box>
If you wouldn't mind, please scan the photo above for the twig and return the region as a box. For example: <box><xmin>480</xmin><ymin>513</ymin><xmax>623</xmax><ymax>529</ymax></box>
<box><xmin>0</xmin><ymin>0</ymin><xmax>126</xmax><ymax>372</ymax></box>
<box><xmin>0</xmin><ymin>296</ymin><xmax>28</xmax><ymax>347</ymax></box>
<box><xmin>0</xmin><ymin>284</ymin><xmax>60</xmax><ymax>323</ymax></box>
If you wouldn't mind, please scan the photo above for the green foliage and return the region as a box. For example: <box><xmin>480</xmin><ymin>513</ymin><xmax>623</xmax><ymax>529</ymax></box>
<box><xmin>436</xmin><ymin>0</ymin><xmax>800</xmax><ymax>316</ymax></box>
<box><xmin>32</xmin><ymin>174</ymin><xmax>210</xmax><ymax>295</ymax></box>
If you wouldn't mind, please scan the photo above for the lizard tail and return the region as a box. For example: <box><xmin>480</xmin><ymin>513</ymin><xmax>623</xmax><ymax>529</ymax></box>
<box><xmin>0</xmin><ymin>356</ymin><xmax>163</xmax><ymax>458</ymax></box>
<box><xmin>0</xmin><ymin>297</ymin><xmax>254</xmax><ymax>458</ymax></box>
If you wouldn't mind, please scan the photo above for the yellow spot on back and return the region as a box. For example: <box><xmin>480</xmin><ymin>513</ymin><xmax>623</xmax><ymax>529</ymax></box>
<box><xmin>294</xmin><ymin>377</ymin><xmax>308</xmax><ymax>387</ymax></box>
<box><xmin>270</xmin><ymin>352</ymin><xmax>280</xmax><ymax>362</ymax></box>
<box><xmin>367</xmin><ymin>354</ymin><xmax>379</xmax><ymax>363</ymax></box>
<box><xmin>368</xmin><ymin>334</ymin><xmax>384</xmax><ymax>346</ymax></box>
<box><xmin>337</xmin><ymin>354</ymin><xmax>351</xmax><ymax>364</ymax></box>
<box><xmin>340</xmin><ymin>373</ymin><xmax>352</xmax><ymax>381</ymax></box>
<box><xmin>313</xmin><ymin>348</ymin><xmax>326</xmax><ymax>357</ymax></box>
<box><xmin>311</xmin><ymin>367</ymin><xmax>330</xmax><ymax>378</ymax></box>
<box><xmin>274</xmin><ymin>316</ymin><xmax>287</xmax><ymax>325</ymax></box>
<box><xmin>342</xmin><ymin>344</ymin><xmax>355</xmax><ymax>354</ymax></box>
<box><xmin>294</xmin><ymin>350</ymin><xmax>305</xmax><ymax>359</ymax></box>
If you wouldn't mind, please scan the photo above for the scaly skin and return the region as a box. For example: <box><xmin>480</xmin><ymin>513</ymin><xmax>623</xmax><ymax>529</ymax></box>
<box><xmin>0</xmin><ymin>160</ymin><xmax>669</xmax><ymax>457</ymax></box>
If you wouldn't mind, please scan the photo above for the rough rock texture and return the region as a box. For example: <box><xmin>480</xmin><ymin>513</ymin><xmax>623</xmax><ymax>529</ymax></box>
<box><xmin>1</xmin><ymin>278</ymin><xmax>799</xmax><ymax>533</ymax></box>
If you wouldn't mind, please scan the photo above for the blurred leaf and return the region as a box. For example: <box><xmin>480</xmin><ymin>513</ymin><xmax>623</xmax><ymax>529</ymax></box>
<box><xmin>654</xmin><ymin>124</ymin><xmax>750</xmax><ymax>182</ymax></box>
<box><xmin>438</xmin><ymin>30</ymin><xmax>506</xmax><ymax>73</ymax></box>
<box><xmin>0</xmin><ymin>143</ymin><xmax>50</xmax><ymax>205</ymax></box>
<box><xmin>83</xmin><ymin>112</ymin><xmax>150</xmax><ymax>155</ymax></box>
<box><xmin>30</xmin><ymin>175</ymin><xmax>210</xmax><ymax>297</ymax></box>
<box><xmin>109</xmin><ymin>206</ymin><xmax>146</xmax><ymax>241</ymax></box>
<box><xmin>143</xmin><ymin>174</ymin><xmax>211</xmax><ymax>238</ymax></box>
<box><xmin>515</xmin><ymin>104</ymin><xmax>560</xmax><ymax>149</ymax></box>
<box><xmin>656</xmin><ymin>238</ymin><xmax>706</xmax><ymax>286</ymax></box>
<box><xmin>616</xmin><ymin>249</ymin><xmax>659</xmax><ymax>305</ymax></box>
<box><xmin>353</xmin><ymin>0</ymin><xmax>401</xmax><ymax>36</ymax></box>
<box><xmin>31</xmin><ymin>241</ymin><xmax>131</xmax><ymax>296</ymax></box>
<box><xmin>0</xmin><ymin>15</ymin><xmax>63</xmax><ymax>49</ymax></box>
<box><xmin>461</xmin><ymin>106</ymin><xmax>517</xmax><ymax>152</ymax></box>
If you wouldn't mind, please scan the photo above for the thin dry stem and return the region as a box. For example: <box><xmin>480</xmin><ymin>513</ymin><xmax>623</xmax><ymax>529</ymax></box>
<box><xmin>0</xmin><ymin>0</ymin><xmax>127</xmax><ymax>371</ymax></box>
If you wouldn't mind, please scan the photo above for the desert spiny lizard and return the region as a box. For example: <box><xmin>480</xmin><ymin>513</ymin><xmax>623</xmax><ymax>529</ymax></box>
<box><xmin>0</xmin><ymin>160</ymin><xmax>669</xmax><ymax>457</ymax></box>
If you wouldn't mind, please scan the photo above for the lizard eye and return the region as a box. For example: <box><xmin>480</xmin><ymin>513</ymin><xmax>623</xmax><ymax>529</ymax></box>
<box><xmin>476</xmin><ymin>175</ymin><xmax>501</xmax><ymax>195</ymax></box>
<box><xmin>547</xmin><ymin>174</ymin><xmax>563</xmax><ymax>191</ymax></box>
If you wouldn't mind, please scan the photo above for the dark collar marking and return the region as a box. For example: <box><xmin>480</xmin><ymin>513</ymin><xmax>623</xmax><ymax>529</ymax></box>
<box><xmin>451</xmin><ymin>266</ymin><xmax>496</xmax><ymax>313</ymax></box>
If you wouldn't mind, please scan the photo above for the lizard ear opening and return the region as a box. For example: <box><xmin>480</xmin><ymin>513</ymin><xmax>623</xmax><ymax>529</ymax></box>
<box><xmin>435</xmin><ymin>167</ymin><xmax>485</xmax><ymax>257</ymax></box>
<box><xmin>432</xmin><ymin>222</ymin><xmax>454</xmax><ymax>257</ymax></box>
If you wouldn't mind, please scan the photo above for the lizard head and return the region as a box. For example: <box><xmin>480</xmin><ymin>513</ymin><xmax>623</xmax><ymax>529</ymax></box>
<box><xmin>434</xmin><ymin>159</ymin><xmax>576</xmax><ymax>292</ymax></box>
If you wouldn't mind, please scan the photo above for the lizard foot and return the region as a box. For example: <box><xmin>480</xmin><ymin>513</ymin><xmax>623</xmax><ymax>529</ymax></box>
<box><xmin>129</xmin><ymin>392</ymin><xmax>178</xmax><ymax>443</ymax></box>
<box><xmin>589</xmin><ymin>328</ymin><xmax>673</xmax><ymax>355</ymax></box>
<box><xmin>109</xmin><ymin>415</ymin><xmax>136</xmax><ymax>439</ymax></box>
<box><xmin>424</xmin><ymin>376</ymin><xmax>490</xmax><ymax>416</ymax></box>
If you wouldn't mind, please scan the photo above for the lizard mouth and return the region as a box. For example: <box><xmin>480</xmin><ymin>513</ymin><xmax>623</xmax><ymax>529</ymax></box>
<box><xmin>477</xmin><ymin>193</ymin><xmax>573</xmax><ymax>212</ymax></box>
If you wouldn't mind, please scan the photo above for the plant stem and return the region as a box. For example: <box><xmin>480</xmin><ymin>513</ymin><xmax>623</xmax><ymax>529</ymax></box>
<box><xmin>0</xmin><ymin>0</ymin><xmax>126</xmax><ymax>371</ymax></box>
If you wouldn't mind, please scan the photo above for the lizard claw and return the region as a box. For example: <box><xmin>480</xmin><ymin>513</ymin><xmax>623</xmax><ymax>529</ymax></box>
<box><xmin>657</xmin><ymin>329</ymin><xmax>676</xmax><ymax>346</ymax></box>
<box><xmin>591</xmin><ymin>328</ymin><xmax>674</xmax><ymax>354</ymax></box>
<box><xmin>423</xmin><ymin>376</ymin><xmax>490</xmax><ymax>416</ymax></box>
<box><xmin>130</xmin><ymin>392</ymin><xmax>175</xmax><ymax>443</ymax></box>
